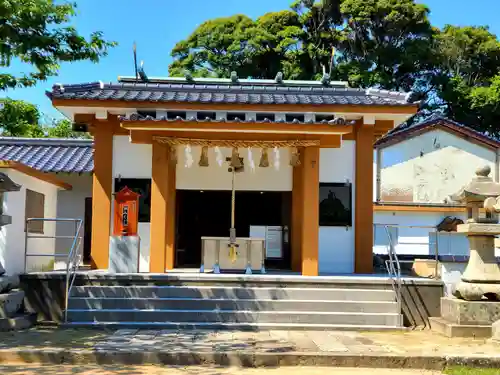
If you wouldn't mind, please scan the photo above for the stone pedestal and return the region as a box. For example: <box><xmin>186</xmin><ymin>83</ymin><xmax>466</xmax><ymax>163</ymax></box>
<box><xmin>492</xmin><ymin>320</ymin><xmax>500</xmax><ymax>342</ymax></box>
<box><xmin>109</xmin><ymin>236</ymin><xmax>140</xmax><ymax>273</ymax></box>
<box><xmin>431</xmin><ymin>297</ymin><xmax>500</xmax><ymax>337</ymax></box>
<box><xmin>453</xmin><ymin>224</ymin><xmax>500</xmax><ymax>301</ymax></box>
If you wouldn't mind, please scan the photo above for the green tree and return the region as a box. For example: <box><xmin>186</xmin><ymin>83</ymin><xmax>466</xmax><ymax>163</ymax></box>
<box><xmin>292</xmin><ymin>0</ymin><xmax>434</xmax><ymax>89</ymax></box>
<box><xmin>424</xmin><ymin>25</ymin><xmax>500</xmax><ymax>133</ymax></box>
<box><xmin>0</xmin><ymin>98</ymin><xmax>44</xmax><ymax>136</ymax></box>
<box><xmin>0</xmin><ymin>0</ymin><xmax>116</xmax><ymax>90</ymax></box>
<box><xmin>168</xmin><ymin>11</ymin><xmax>303</xmax><ymax>78</ymax></box>
<box><xmin>46</xmin><ymin>118</ymin><xmax>91</xmax><ymax>139</ymax></box>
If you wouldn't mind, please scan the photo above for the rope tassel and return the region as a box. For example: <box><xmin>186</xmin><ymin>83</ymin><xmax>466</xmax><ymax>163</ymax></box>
<box><xmin>247</xmin><ymin>147</ymin><xmax>255</xmax><ymax>172</ymax></box>
<box><xmin>184</xmin><ymin>144</ymin><xmax>194</xmax><ymax>168</ymax></box>
<box><xmin>274</xmin><ymin>147</ymin><xmax>280</xmax><ymax>170</ymax></box>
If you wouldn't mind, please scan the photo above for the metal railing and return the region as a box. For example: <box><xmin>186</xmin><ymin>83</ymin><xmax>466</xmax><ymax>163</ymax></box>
<box><xmin>24</xmin><ymin>218</ymin><xmax>84</xmax><ymax>322</ymax></box>
<box><xmin>373</xmin><ymin>224</ymin><xmax>442</xmax><ymax>314</ymax></box>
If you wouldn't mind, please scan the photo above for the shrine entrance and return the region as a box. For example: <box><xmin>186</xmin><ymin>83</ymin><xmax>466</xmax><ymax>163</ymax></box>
<box><xmin>175</xmin><ymin>190</ymin><xmax>292</xmax><ymax>270</ymax></box>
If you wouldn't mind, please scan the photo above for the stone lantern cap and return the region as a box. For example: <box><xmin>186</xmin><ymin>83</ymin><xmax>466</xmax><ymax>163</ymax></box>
<box><xmin>0</xmin><ymin>172</ymin><xmax>21</xmax><ymax>193</ymax></box>
<box><xmin>448</xmin><ymin>166</ymin><xmax>500</xmax><ymax>204</ymax></box>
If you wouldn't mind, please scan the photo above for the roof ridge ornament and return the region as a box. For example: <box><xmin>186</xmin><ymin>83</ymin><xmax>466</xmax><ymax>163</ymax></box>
<box><xmin>275</xmin><ymin>72</ymin><xmax>283</xmax><ymax>84</ymax></box>
<box><xmin>230</xmin><ymin>71</ymin><xmax>238</xmax><ymax>84</ymax></box>
<box><xmin>321</xmin><ymin>73</ymin><xmax>330</xmax><ymax>86</ymax></box>
<box><xmin>185</xmin><ymin>71</ymin><xmax>193</xmax><ymax>82</ymax></box>
<box><xmin>138</xmin><ymin>61</ymin><xmax>148</xmax><ymax>83</ymax></box>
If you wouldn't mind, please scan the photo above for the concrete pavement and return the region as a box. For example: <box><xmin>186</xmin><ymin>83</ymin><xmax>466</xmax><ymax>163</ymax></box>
<box><xmin>0</xmin><ymin>365</ymin><xmax>443</xmax><ymax>374</ymax></box>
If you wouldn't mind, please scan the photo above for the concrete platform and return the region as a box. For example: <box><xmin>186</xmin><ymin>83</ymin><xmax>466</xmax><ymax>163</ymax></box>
<box><xmin>429</xmin><ymin>316</ymin><xmax>492</xmax><ymax>338</ymax></box>
<box><xmin>20</xmin><ymin>271</ymin><xmax>444</xmax><ymax>328</ymax></box>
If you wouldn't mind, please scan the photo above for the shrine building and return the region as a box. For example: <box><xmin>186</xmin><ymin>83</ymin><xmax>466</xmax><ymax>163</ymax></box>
<box><xmin>48</xmin><ymin>74</ymin><xmax>418</xmax><ymax>276</ymax></box>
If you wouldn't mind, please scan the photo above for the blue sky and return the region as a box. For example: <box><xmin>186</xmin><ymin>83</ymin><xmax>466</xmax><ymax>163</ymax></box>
<box><xmin>3</xmin><ymin>0</ymin><xmax>500</xmax><ymax>121</ymax></box>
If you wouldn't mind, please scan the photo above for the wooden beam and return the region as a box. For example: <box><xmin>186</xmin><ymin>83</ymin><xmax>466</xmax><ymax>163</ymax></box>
<box><xmin>129</xmin><ymin>130</ymin><xmax>341</xmax><ymax>148</ymax></box>
<box><xmin>354</xmin><ymin>121</ymin><xmax>374</xmax><ymax>274</ymax></box>
<box><xmin>122</xmin><ymin>120</ymin><xmax>352</xmax><ymax>135</ymax></box>
<box><xmin>90</xmin><ymin>125</ymin><xmax>113</xmax><ymax>270</ymax></box>
<box><xmin>0</xmin><ymin>161</ymin><xmax>72</xmax><ymax>190</ymax></box>
<box><xmin>374</xmin><ymin>204</ymin><xmax>465</xmax><ymax>213</ymax></box>
<box><xmin>149</xmin><ymin>142</ymin><xmax>176</xmax><ymax>272</ymax></box>
<box><xmin>300</xmin><ymin>146</ymin><xmax>320</xmax><ymax>276</ymax></box>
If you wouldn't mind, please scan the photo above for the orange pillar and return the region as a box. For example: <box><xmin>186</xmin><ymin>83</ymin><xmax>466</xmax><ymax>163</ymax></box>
<box><xmin>150</xmin><ymin>142</ymin><xmax>176</xmax><ymax>272</ymax></box>
<box><xmin>90</xmin><ymin>124</ymin><xmax>113</xmax><ymax>269</ymax></box>
<box><xmin>300</xmin><ymin>146</ymin><xmax>320</xmax><ymax>276</ymax></box>
<box><xmin>355</xmin><ymin>121</ymin><xmax>374</xmax><ymax>274</ymax></box>
<box><xmin>291</xmin><ymin>149</ymin><xmax>304</xmax><ymax>272</ymax></box>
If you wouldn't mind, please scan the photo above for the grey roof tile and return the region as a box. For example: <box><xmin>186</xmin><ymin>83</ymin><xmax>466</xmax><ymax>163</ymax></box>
<box><xmin>47</xmin><ymin>79</ymin><xmax>416</xmax><ymax>106</ymax></box>
<box><xmin>0</xmin><ymin>138</ymin><xmax>94</xmax><ymax>173</ymax></box>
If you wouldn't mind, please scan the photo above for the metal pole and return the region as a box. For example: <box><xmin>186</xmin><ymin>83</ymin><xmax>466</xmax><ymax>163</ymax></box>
<box><xmin>24</xmin><ymin>219</ymin><xmax>29</xmax><ymax>272</ymax></box>
<box><xmin>434</xmin><ymin>230</ymin><xmax>439</xmax><ymax>279</ymax></box>
<box><xmin>231</xmin><ymin>169</ymin><xmax>235</xmax><ymax>231</ymax></box>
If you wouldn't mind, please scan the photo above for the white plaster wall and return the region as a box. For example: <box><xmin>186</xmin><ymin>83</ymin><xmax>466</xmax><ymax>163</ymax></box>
<box><xmin>52</xmin><ymin>174</ymin><xmax>92</xmax><ymax>268</ymax></box>
<box><xmin>176</xmin><ymin>147</ymin><xmax>293</xmax><ymax>191</ymax></box>
<box><xmin>138</xmin><ymin>223</ymin><xmax>150</xmax><ymax>272</ymax></box>
<box><xmin>380</xmin><ymin>129</ymin><xmax>497</xmax><ymax>203</ymax></box>
<box><xmin>112</xmin><ymin>136</ymin><xmax>152</xmax><ymax>271</ymax></box>
<box><xmin>318</xmin><ymin>141</ymin><xmax>355</xmax><ymax>274</ymax></box>
<box><xmin>1</xmin><ymin>169</ymin><xmax>59</xmax><ymax>274</ymax></box>
<box><xmin>112</xmin><ymin>136</ymin><xmax>153</xmax><ymax>179</ymax></box>
<box><xmin>373</xmin><ymin>210</ymin><xmax>468</xmax><ymax>256</ymax></box>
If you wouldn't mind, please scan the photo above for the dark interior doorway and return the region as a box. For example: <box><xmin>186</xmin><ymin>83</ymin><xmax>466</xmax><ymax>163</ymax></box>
<box><xmin>175</xmin><ymin>190</ymin><xmax>291</xmax><ymax>270</ymax></box>
<box><xmin>83</xmin><ymin>197</ymin><xmax>92</xmax><ymax>264</ymax></box>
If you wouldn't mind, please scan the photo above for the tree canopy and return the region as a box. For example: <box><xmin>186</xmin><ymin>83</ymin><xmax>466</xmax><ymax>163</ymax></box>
<box><xmin>0</xmin><ymin>0</ymin><xmax>116</xmax><ymax>90</ymax></box>
<box><xmin>169</xmin><ymin>0</ymin><xmax>500</xmax><ymax>136</ymax></box>
<box><xmin>0</xmin><ymin>99</ymin><xmax>90</xmax><ymax>138</ymax></box>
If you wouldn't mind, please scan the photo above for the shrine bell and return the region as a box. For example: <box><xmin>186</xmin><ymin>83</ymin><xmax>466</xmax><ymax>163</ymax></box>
<box><xmin>113</xmin><ymin>187</ymin><xmax>140</xmax><ymax>236</ymax></box>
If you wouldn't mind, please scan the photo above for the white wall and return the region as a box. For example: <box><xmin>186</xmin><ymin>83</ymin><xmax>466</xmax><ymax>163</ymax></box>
<box><xmin>318</xmin><ymin>141</ymin><xmax>355</xmax><ymax>274</ymax></box>
<box><xmin>373</xmin><ymin>210</ymin><xmax>468</xmax><ymax>256</ymax></box>
<box><xmin>176</xmin><ymin>146</ymin><xmax>293</xmax><ymax>191</ymax></box>
<box><xmin>0</xmin><ymin>169</ymin><xmax>60</xmax><ymax>274</ymax></box>
<box><xmin>112</xmin><ymin>136</ymin><xmax>153</xmax><ymax>272</ymax></box>
<box><xmin>113</xmin><ymin>136</ymin><xmax>152</xmax><ymax>179</ymax></box>
<box><xmin>53</xmin><ymin>174</ymin><xmax>92</xmax><ymax>267</ymax></box>
<box><xmin>380</xmin><ymin>129</ymin><xmax>497</xmax><ymax>203</ymax></box>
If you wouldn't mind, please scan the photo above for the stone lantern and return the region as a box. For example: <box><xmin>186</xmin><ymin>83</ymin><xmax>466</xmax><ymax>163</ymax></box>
<box><xmin>448</xmin><ymin>165</ymin><xmax>500</xmax><ymax>301</ymax></box>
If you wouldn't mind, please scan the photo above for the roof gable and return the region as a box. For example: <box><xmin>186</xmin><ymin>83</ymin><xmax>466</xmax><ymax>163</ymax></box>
<box><xmin>374</xmin><ymin>114</ymin><xmax>500</xmax><ymax>149</ymax></box>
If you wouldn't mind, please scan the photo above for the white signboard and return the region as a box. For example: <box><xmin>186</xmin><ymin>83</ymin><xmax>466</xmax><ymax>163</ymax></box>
<box><xmin>250</xmin><ymin>225</ymin><xmax>283</xmax><ymax>259</ymax></box>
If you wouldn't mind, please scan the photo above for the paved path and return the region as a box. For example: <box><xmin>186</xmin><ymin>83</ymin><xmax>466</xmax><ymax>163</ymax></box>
<box><xmin>0</xmin><ymin>365</ymin><xmax>442</xmax><ymax>374</ymax></box>
<box><xmin>0</xmin><ymin>328</ymin><xmax>498</xmax><ymax>369</ymax></box>
<box><xmin>92</xmin><ymin>329</ymin><xmax>499</xmax><ymax>357</ymax></box>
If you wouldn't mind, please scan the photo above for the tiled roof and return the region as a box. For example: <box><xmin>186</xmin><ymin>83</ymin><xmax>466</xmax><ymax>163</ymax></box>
<box><xmin>374</xmin><ymin>113</ymin><xmax>500</xmax><ymax>149</ymax></box>
<box><xmin>0</xmin><ymin>137</ymin><xmax>94</xmax><ymax>173</ymax></box>
<box><xmin>47</xmin><ymin>78</ymin><xmax>415</xmax><ymax>106</ymax></box>
<box><xmin>120</xmin><ymin>113</ymin><xmax>354</xmax><ymax>125</ymax></box>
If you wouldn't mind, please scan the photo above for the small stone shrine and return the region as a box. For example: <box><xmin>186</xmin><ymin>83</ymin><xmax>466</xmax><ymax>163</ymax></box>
<box><xmin>431</xmin><ymin>166</ymin><xmax>500</xmax><ymax>337</ymax></box>
<box><xmin>0</xmin><ymin>172</ymin><xmax>35</xmax><ymax>330</ymax></box>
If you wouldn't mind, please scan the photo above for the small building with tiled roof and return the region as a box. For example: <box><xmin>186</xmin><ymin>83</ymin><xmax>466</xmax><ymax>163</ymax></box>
<box><xmin>0</xmin><ymin>137</ymin><xmax>94</xmax><ymax>274</ymax></box>
<box><xmin>373</xmin><ymin>114</ymin><xmax>500</xmax><ymax>205</ymax></box>
<box><xmin>46</xmin><ymin>73</ymin><xmax>419</xmax><ymax>276</ymax></box>
<box><xmin>371</xmin><ymin>114</ymin><xmax>500</xmax><ymax>266</ymax></box>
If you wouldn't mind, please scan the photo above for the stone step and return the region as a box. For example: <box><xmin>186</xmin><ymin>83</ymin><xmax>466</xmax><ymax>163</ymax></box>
<box><xmin>70</xmin><ymin>286</ymin><xmax>396</xmax><ymax>302</ymax></box>
<box><xmin>68</xmin><ymin>297</ymin><xmax>399</xmax><ymax>313</ymax></box>
<box><xmin>0</xmin><ymin>290</ymin><xmax>24</xmax><ymax>318</ymax></box>
<box><xmin>0</xmin><ymin>313</ymin><xmax>36</xmax><ymax>331</ymax></box>
<box><xmin>63</xmin><ymin>321</ymin><xmax>405</xmax><ymax>331</ymax></box>
<box><xmin>66</xmin><ymin>309</ymin><xmax>402</xmax><ymax>326</ymax></box>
